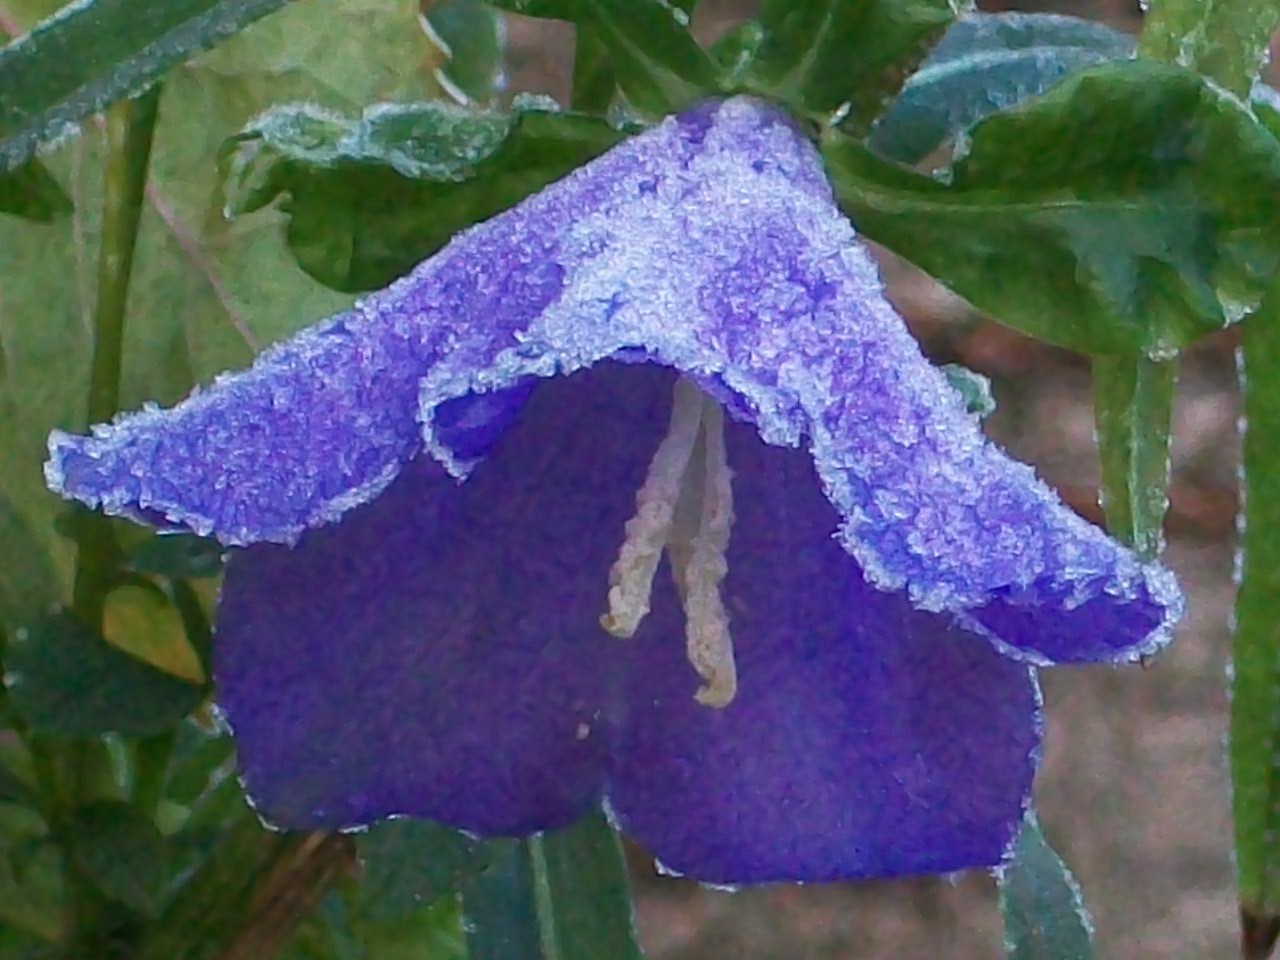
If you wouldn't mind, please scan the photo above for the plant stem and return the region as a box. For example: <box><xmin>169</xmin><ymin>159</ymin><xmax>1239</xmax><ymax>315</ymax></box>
<box><xmin>60</xmin><ymin>84</ymin><xmax>163</xmax><ymax>958</ymax></box>
<box><xmin>71</xmin><ymin>85</ymin><xmax>162</xmax><ymax>627</ymax></box>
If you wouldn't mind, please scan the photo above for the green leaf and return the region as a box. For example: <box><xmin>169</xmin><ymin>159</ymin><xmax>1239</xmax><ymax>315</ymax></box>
<box><xmin>999</xmin><ymin>815</ymin><xmax>1095</xmax><ymax>960</ymax></box>
<box><xmin>709</xmin><ymin>19</ymin><xmax>766</xmax><ymax>88</ymax></box>
<box><xmin>871</xmin><ymin>13</ymin><xmax>1133</xmax><ymax>164</ymax></box>
<box><xmin>0</xmin><ymin>158</ymin><xmax>71</xmax><ymax>221</ymax></box>
<box><xmin>0</xmin><ymin>0</ymin><xmax>293</xmax><ymax>174</ymax></box>
<box><xmin>357</xmin><ymin>820</ymin><xmax>509</xmax><ymax>921</ymax></box>
<box><xmin>488</xmin><ymin>0</ymin><xmax>719</xmax><ymax>116</ymax></box>
<box><xmin>1140</xmin><ymin>0</ymin><xmax>1280</xmax><ymax>98</ymax></box>
<box><xmin>0</xmin><ymin>0</ymin><xmax>438</xmax><ymax>619</ymax></box>
<box><xmin>1233</xmin><ymin>286</ymin><xmax>1280</xmax><ymax>942</ymax></box>
<box><xmin>462</xmin><ymin>809</ymin><xmax>641</xmax><ymax>960</ymax></box>
<box><xmin>822</xmin><ymin>60</ymin><xmax>1280</xmax><ymax>357</ymax></box>
<box><xmin>422</xmin><ymin>0</ymin><xmax>507</xmax><ymax>106</ymax></box>
<box><xmin>223</xmin><ymin>101</ymin><xmax>624</xmax><ymax>291</ymax></box>
<box><xmin>68</xmin><ymin>800</ymin><xmax>168</xmax><ymax>917</ymax></box>
<box><xmin>1093</xmin><ymin>353</ymin><xmax>1177</xmax><ymax>559</ymax></box>
<box><xmin>571</xmin><ymin>23</ymin><xmax>615</xmax><ymax>113</ymax></box>
<box><xmin>579</xmin><ymin>0</ymin><xmax>719</xmax><ymax>117</ymax></box>
<box><xmin>746</xmin><ymin>0</ymin><xmax>957</xmax><ymax>127</ymax></box>
<box><xmin>6</xmin><ymin>609</ymin><xmax>203</xmax><ymax>737</ymax></box>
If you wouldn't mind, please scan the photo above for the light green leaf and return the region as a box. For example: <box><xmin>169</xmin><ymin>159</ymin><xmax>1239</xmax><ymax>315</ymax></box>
<box><xmin>1140</xmin><ymin>0</ymin><xmax>1280</xmax><ymax>98</ymax></box>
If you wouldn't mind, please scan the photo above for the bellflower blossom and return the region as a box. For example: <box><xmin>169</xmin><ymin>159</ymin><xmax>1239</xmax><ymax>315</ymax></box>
<box><xmin>46</xmin><ymin>97</ymin><xmax>1182</xmax><ymax>885</ymax></box>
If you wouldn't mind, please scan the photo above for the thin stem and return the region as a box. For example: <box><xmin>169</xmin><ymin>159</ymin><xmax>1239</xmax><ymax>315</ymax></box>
<box><xmin>59</xmin><ymin>85</ymin><xmax>163</xmax><ymax>958</ymax></box>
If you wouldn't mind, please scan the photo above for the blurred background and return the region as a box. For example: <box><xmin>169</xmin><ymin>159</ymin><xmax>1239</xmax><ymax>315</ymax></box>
<box><xmin>499</xmin><ymin>0</ymin><xmax>1246</xmax><ymax>956</ymax></box>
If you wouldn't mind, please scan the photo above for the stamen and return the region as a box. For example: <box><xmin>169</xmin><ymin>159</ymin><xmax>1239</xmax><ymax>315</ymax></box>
<box><xmin>600</xmin><ymin>378</ymin><xmax>706</xmax><ymax>638</ymax></box>
<box><xmin>678</xmin><ymin>400</ymin><xmax>738</xmax><ymax>708</ymax></box>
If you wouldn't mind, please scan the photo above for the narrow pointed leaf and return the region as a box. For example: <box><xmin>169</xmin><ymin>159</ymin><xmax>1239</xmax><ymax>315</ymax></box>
<box><xmin>463</xmin><ymin>810</ymin><xmax>641</xmax><ymax>960</ymax></box>
<box><xmin>1234</xmin><ymin>288</ymin><xmax>1280</xmax><ymax>947</ymax></box>
<box><xmin>871</xmin><ymin>13</ymin><xmax>1133</xmax><ymax>163</ymax></box>
<box><xmin>999</xmin><ymin>816</ymin><xmax>1095</xmax><ymax>960</ymax></box>
<box><xmin>357</xmin><ymin>820</ymin><xmax>510</xmax><ymax>921</ymax></box>
<box><xmin>0</xmin><ymin>0</ymin><xmax>293</xmax><ymax>173</ymax></box>
<box><xmin>747</xmin><ymin>0</ymin><xmax>957</xmax><ymax>127</ymax></box>
<box><xmin>1093</xmin><ymin>352</ymin><xmax>1177</xmax><ymax>559</ymax></box>
<box><xmin>823</xmin><ymin>60</ymin><xmax>1280</xmax><ymax>357</ymax></box>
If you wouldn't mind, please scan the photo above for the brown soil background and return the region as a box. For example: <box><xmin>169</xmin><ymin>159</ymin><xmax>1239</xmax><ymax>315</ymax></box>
<box><xmin>505</xmin><ymin>2</ymin><xmax>1243</xmax><ymax>957</ymax></box>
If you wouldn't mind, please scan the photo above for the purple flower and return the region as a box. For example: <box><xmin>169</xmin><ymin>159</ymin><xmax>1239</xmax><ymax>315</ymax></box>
<box><xmin>45</xmin><ymin>97</ymin><xmax>1181</xmax><ymax>885</ymax></box>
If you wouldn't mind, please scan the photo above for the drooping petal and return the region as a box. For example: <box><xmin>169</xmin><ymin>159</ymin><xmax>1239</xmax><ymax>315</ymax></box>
<box><xmin>48</xmin><ymin>93</ymin><xmax>1181</xmax><ymax>657</ymax></box>
<box><xmin>215</xmin><ymin>364</ymin><xmax>673</xmax><ymax>832</ymax></box>
<box><xmin>604</xmin><ymin>416</ymin><xmax>1041</xmax><ymax>884</ymax></box>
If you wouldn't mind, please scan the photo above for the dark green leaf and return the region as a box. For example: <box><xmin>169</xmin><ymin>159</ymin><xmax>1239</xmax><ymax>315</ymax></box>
<box><xmin>709</xmin><ymin>19</ymin><xmax>766</xmax><ymax>88</ymax></box>
<box><xmin>128</xmin><ymin>533</ymin><xmax>223</xmax><ymax>579</ymax></box>
<box><xmin>871</xmin><ymin>13</ymin><xmax>1134</xmax><ymax>164</ymax></box>
<box><xmin>462</xmin><ymin>844</ymin><xmax>540</xmax><ymax>960</ymax></box>
<box><xmin>823</xmin><ymin>60</ymin><xmax>1280</xmax><ymax>357</ymax></box>
<box><xmin>747</xmin><ymin>0</ymin><xmax>956</xmax><ymax>127</ymax></box>
<box><xmin>1140</xmin><ymin>0</ymin><xmax>1280</xmax><ymax>98</ymax></box>
<box><xmin>463</xmin><ymin>809</ymin><xmax>641</xmax><ymax>960</ymax></box>
<box><xmin>224</xmin><ymin>101</ymin><xmax>624</xmax><ymax>291</ymax></box>
<box><xmin>7</xmin><ymin>609</ymin><xmax>203</xmax><ymax>737</ymax></box>
<box><xmin>1093</xmin><ymin>353</ymin><xmax>1177</xmax><ymax>559</ymax></box>
<box><xmin>0</xmin><ymin>762</ymin><xmax>35</xmax><ymax>806</ymax></box>
<box><xmin>999</xmin><ymin>816</ymin><xmax>1095</xmax><ymax>960</ymax></box>
<box><xmin>357</xmin><ymin>820</ymin><xmax>508</xmax><ymax>921</ymax></box>
<box><xmin>423</xmin><ymin>0</ymin><xmax>506</xmax><ymax>106</ymax></box>
<box><xmin>488</xmin><ymin>0</ymin><xmax>718</xmax><ymax>116</ymax></box>
<box><xmin>0</xmin><ymin>158</ymin><xmax>71</xmax><ymax>221</ymax></box>
<box><xmin>579</xmin><ymin>0</ymin><xmax>719</xmax><ymax>117</ymax></box>
<box><xmin>571</xmin><ymin>23</ymin><xmax>615</xmax><ymax>113</ymax></box>
<box><xmin>0</xmin><ymin>0</ymin><xmax>293</xmax><ymax>174</ymax></box>
<box><xmin>1233</xmin><ymin>286</ymin><xmax>1280</xmax><ymax>927</ymax></box>
<box><xmin>68</xmin><ymin>800</ymin><xmax>168</xmax><ymax>916</ymax></box>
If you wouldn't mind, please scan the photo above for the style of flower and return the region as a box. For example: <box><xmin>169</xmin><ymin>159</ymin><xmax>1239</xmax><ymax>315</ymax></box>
<box><xmin>45</xmin><ymin>97</ymin><xmax>1182</xmax><ymax>885</ymax></box>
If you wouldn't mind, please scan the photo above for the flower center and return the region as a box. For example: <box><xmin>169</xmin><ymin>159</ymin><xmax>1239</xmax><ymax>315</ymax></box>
<box><xmin>600</xmin><ymin>377</ymin><xmax>738</xmax><ymax>708</ymax></box>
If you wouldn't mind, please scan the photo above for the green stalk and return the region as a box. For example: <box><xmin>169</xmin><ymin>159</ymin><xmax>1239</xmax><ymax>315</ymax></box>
<box><xmin>71</xmin><ymin>85</ymin><xmax>161</xmax><ymax>626</ymax></box>
<box><xmin>59</xmin><ymin>84</ymin><xmax>162</xmax><ymax>957</ymax></box>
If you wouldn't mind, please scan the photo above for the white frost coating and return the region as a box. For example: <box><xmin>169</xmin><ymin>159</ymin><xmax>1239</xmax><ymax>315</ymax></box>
<box><xmin>601</xmin><ymin>378</ymin><xmax>706</xmax><ymax>638</ymax></box>
<box><xmin>400</xmin><ymin>96</ymin><xmax>1182</xmax><ymax>663</ymax></box>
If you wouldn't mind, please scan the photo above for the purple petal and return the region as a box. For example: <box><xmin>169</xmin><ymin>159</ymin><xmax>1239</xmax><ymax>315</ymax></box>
<box><xmin>603</xmin><ymin>415</ymin><xmax>1041</xmax><ymax>884</ymax></box>
<box><xmin>215</xmin><ymin>364</ymin><xmax>672</xmax><ymax>832</ymax></box>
